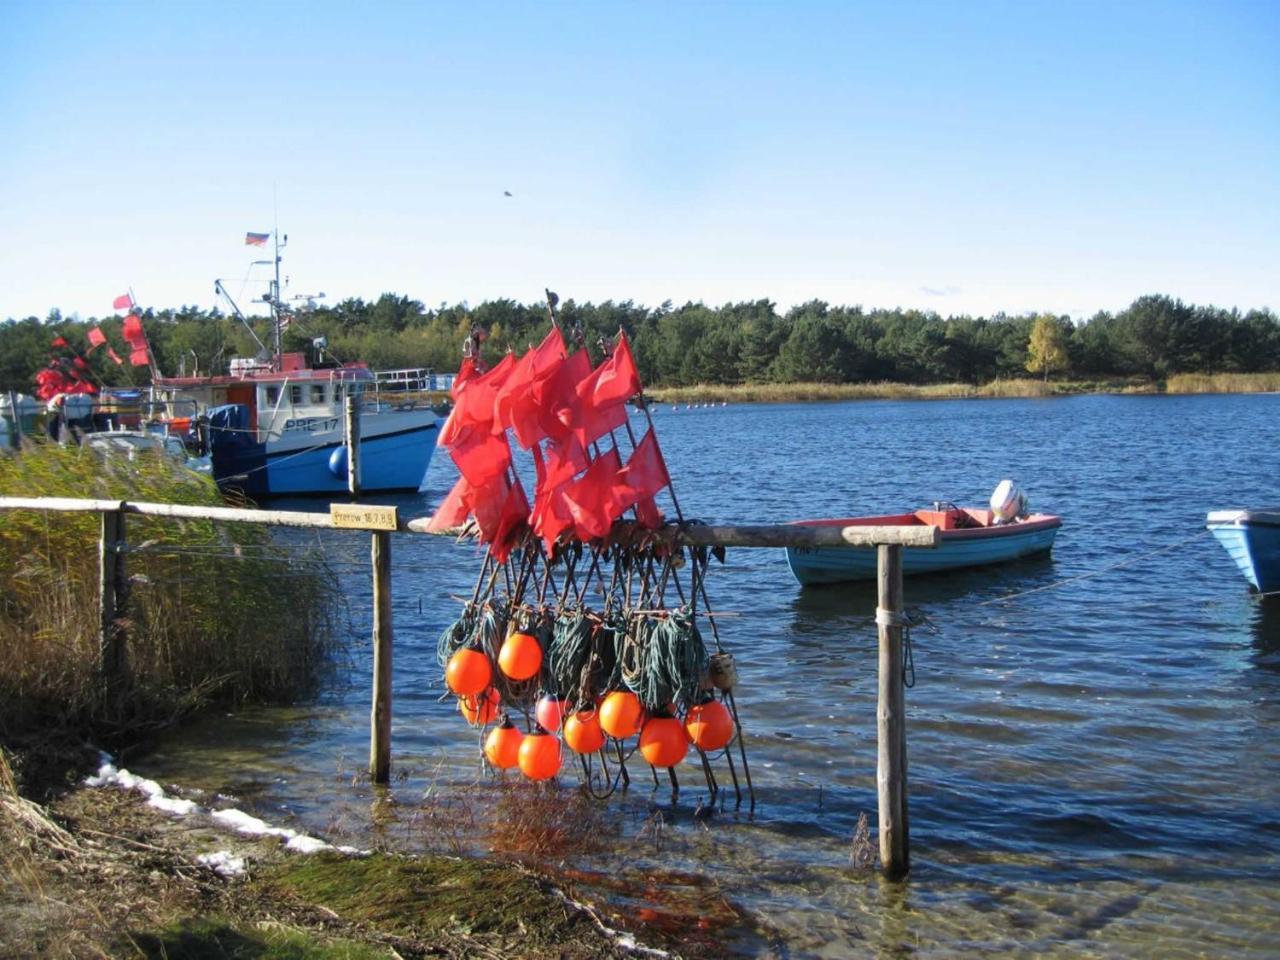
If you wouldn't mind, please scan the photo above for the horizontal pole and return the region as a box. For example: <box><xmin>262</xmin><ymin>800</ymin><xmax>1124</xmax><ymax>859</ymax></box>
<box><xmin>0</xmin><ymin>498</ymin><xmax>940</xmax><ymax>549</ymax></box>
<box><xmin>407</xmin><ymin>517</ymin><xmax>941</xmax><ymax>549</ymax></box>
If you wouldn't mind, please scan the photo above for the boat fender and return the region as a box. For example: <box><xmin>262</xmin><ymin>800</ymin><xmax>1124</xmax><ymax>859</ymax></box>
<box><xmin>328</xmin><ymin>447</ymin><xmax>347</xmax><ymax>478</ymax></box>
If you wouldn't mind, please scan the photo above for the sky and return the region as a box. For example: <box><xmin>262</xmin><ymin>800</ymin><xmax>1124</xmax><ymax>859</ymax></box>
<box><xmin>1</xmin><ymin>1</ymin><xmax>1277</xmax><ymax>323</ymax></box>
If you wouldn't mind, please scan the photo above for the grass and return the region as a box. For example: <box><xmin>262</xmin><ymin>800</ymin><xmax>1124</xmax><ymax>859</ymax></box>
<box><xmin>648</xmin><ymin>372</ymin><xmax>1279</xmax><ymax>404</ymax></box>
<box><xmin>0</xmin><ymin>439</ymin><xmax>341</xmax><ymax>793</ymax></box>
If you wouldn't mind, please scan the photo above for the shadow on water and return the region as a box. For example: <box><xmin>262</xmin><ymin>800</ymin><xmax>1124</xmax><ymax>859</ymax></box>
<box><xmin>787</xmin><ymin>554</ymin><xmax>1059</xmax><ymax>626</ymax></box>
<box><xmin>1252</xmin><ymin>595</ymin><xmax>1280</xmax><ymax>671</ymax></box>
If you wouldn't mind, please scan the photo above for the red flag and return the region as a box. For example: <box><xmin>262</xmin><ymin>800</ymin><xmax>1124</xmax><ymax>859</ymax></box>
<box><xmin>471</xmin><ymin>473</ymin><xmax>513</xmax><ymax>543</ymax></box>
<box><xmin>51</xmin><ymin>335</ymin><xmax>69</xmax><ymax>349</ymax></box>
<box><xmin>452</xmin><ymin>357</ymin><xmax>479</xmax><ymax>399</ymax></box>
<box><xmin>635</xmin><ymin>496</ymin><xmax>664</xmax><ymax>529</ymax></box>
<box><xmin>129</xmin><ymin>347</ymin><xmax>150</xmax><ymax>367</ymax></box>
<box><xmin>575</xmin><ymin>331</ymin><xmax>642</xmax><ymax>410</ymax></box>
<box><xmin>530</xmin><ymin>444</ymin><xmax>575</xmax><ymax>554</ymax></box>
<box><xmin>112</xmin><ymin>293</ymin><xmax>133</xmax><ymax>310</ymax></box>
<box><xmin>86</xmin><ymin>326</ymin><xmax>107</xmax><ymax>352</ymax></box>
<box><xmin>537</xmin><ymin>347</ymin><xmax>591</xmax><ymax>444</ymax></box>
<box><xmin>564</xmin><ymin>447</ymin><xmax>623</xmax><ymax>540</ymax></box>
<box><xmin>438</xmin><ymin>352</ymin><xmax>515</xmax><ymax>449</ymax></box>
<box><xmin>611</xmin><ymin>428</ymin><xmax>670</xmax><ymax>514</ymax></box>
<box><xmin>540</xmin><ymin>435</ymin><xmax>589</xmax><ymax>491</ymax></box>
<box><xmin>494</xmin><ymin>327</ymin><xmax>565</xmax><ymax>449</ymax></box>
<box><xmin>489</xmin><ymin>477</ymin><xmax>530</xmax><ymax>563</ymax></box>
<box><xmin>106</xmin><ymin>346</ymin><xmax>124</xmax><ymax>366</ymax></box>
<box><xmin>426</xmin><ymin>475</ymin><xmax>474</xmax><ymax>532</ymax></box>
<box><xmin>449</xmin><ymin>427</ymin><xmax>512</xmax><ymax>487</ymax></box>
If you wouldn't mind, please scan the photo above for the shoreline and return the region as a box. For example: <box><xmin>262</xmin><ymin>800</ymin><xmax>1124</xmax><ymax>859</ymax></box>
<box><xmin>646</xmin><ymin>373</ymin><xmax>1280</xmax><ymax>405</ymax></box>
<box><xmin>1</xmin><ymin>751</ymin><xmax>723</xmax><ymax>958</ymax></box>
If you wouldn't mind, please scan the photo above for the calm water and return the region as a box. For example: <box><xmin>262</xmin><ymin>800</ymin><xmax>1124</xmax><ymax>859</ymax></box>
<box><xmin>142</xmin><ymin>394</ymin><xmax>1280</xmax><ymax>957</ymax></box>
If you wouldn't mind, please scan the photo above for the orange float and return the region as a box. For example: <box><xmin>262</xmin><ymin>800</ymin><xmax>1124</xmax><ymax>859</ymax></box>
<box><xmin>684</xmin><ymin>697</ymin><xmax>734</xmax><ymax>751</ymax></box>
<box><xmin>535</xmin><ymin>694</ymin><xmax>568</xmax><ymax>732</ymax></box>
<box><xmin>563</xmin><ymin>710</ymin><xmax>605</xmax><ymax>754</ymax></box>
<box><xmin>498</xmin><ymin>630</ymin><xmax>543</xmax><ymax>681</ymax></box>
<box><xmin>445</xmin><ymin>648</ymin><xmax>492</xmax><ymax>696</ymax></box>
<box><xmin>598</xmin><ymin>690</ymin><xmax>645</xmax><ymax>739</ymax></box>
<box><xmin>640</xmin><ymin>715</ymin><xmax>689</xmax><ymax>768</ymax></box>
<box><xmin>484</xmin><ymin>718</ymin><xmax>523</xmax><ymax>769</ymax></box>
<box><xmin>517</xmin><ymin>728</ymin><xmax>562</xmax><ymax>780</ymax></box>
<box><xmin>458</xmin><ymin>688</ymin><xmax>500</xmax><ymax>726</ymax></box>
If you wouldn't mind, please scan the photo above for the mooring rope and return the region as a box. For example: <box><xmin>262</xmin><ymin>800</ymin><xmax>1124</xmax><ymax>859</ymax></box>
<box><xmin>972</xmin><ymin>528</ymin><xmax>1215</xmax><ymax>608</ymax></box>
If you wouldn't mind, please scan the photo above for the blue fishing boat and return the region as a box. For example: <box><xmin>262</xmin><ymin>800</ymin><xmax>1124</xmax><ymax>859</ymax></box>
<box><xmin>148</xmin><ymin>233</ymin><xmax>441</xmax><ymax>498</ymax></box>
<box><xmin>1206</xmin><ymin>508</ymin><xmax>1280</xmax><ymax>594</ymax></box>
<box><xmin>785</xmin><ymin>492</ymin><xmax>1061</xmax><ymax>586</ymax></box>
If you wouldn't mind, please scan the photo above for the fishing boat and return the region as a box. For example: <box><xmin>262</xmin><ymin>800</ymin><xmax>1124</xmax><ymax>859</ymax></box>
<box><xmin>1206</xmin><ymin>508</ymin><xmax>1280</xmax><ymax>595</ymax></box>
<box><xmin>785</xmin><ymin>482</ymin><xmax>1061</xmax><ymax>586</ymax></box>
<box><xmin>147</xmin><ymin>233</ymin><xmax>441</xmax><ymax>498</ymax></box>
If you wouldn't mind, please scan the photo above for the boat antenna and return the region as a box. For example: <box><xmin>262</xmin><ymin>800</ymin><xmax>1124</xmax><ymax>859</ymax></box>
<box><xmin>213</xmin><ymin>279</ymin><xmax>269</xmax><ymax>356</ymax></box>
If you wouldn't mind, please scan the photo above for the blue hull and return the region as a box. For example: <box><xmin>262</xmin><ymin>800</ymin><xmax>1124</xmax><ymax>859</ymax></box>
<box><xmin>214</xmin><ymin>422</ymin><xmax>438</xmax><ymax>499</ymax></box>
<box><xmin>786</xmin><ymin>522</ymin><xmax>1059</xmax><ymax>586</ymax></box>
<box><xmin>1207</xmin><ymin>509</ymin><xmax>1280</xmax><ymax>594</ymax></box>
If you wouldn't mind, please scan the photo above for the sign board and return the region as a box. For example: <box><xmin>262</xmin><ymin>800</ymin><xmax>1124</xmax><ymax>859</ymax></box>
<box><xmin>330</xmin><ymin>503</ymin><xmax>399</xmax><ymax>531</ymax></box>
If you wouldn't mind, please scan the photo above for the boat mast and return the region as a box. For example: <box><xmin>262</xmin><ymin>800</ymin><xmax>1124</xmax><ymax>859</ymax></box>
<box><xmin>268</xmin><ymin>230</ymin><xmax>288</xmax><ymax>371</ymax></box>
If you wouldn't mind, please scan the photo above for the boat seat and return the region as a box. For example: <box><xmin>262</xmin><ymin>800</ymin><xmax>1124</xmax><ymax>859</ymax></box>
<box><xmin>914</xmin><ymin>508</ymin><xmax>983</xmax><ymax>530</ymax></box>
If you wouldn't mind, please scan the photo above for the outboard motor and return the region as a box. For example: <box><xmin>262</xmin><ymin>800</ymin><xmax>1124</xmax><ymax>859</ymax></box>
<box><xmin>990</xmin><ymin>479</ymin><xmax>1028</xmax><ymax>524</ymax></box>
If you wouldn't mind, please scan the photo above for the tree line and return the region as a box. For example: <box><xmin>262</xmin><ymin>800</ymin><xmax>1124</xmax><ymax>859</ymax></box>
<box><xmin>1</xmin><ymin>293</ymin><xmax>1277</xmax><ymax>395</ymax></box>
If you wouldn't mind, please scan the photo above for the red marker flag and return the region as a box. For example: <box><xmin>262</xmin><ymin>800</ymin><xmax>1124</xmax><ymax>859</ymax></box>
<box><xmin>112</xmin><ymin>293</ymin><xmax>133</xmax><ymax>311</ymax></box>
<box><xmin>129</xmin><ymin>347</ymin><xmax>150</xmax><ymax>367</ymax></box>
<box><xmin>610</xmin><ymin>428</ymin><xmax>670</xmax><ymax>515</ymax></box>
<box><xmin>564</xmin><ymin>447</ymin><xmax>623</xmax><ymax>540</ymax></box>
<box><xmin>425</xmin><ymin>475</ymin><xmax>475</xmax><ymax>532</ymax></box>
<box><xmin>106</xmin><ymin>347</ymin><xmax>124</xmax><ymax>366</ymax></box>
<box><xmin>86</xmin><ymin>326</ymin><xmax>107</xmax><ymax>351</ymax></box>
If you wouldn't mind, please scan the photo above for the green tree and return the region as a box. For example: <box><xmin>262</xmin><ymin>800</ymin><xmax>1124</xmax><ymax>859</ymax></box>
<box><xmin>1025</xmin><ymin>314</ymin><xmax>1070</xmax><ymax>381</ymax></box>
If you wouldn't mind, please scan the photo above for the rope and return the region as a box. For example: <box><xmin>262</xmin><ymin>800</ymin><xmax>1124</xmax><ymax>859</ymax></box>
<box><xmin>621</xmin><ymin>608</ymin><xmax>707</xmax><ymax>712</ymax></box>
<box><xmin>973</xmin><ymin>529</ymin><xmax>1214</xmax><ymax>608</ymax></box>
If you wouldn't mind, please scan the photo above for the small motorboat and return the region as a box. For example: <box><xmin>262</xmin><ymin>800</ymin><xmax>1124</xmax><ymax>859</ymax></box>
<box><xmin>1206</xmin><ymin>508</ymin><xmax>1280</xmax><ymax>595</ymax></box>
<box><xmin>785</xmin><ymin>481</ymin><xmax>1061</xmax><ymax>586</ymax></box>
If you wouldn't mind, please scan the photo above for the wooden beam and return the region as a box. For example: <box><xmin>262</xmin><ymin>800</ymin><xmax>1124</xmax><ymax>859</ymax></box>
<box><xmin>876</xmin><ymin>543</ymin><xmax>910</xmax><ymax>879</ymax></box>
<box><xmin>405</xmin><ymin>518</ymin><xmax>941</xmax><ymax>550</ymax></box>
<box><xmin>369</xmin><ymin>530</ymin><xmax>393</xmax><ymax>784</ymax></box>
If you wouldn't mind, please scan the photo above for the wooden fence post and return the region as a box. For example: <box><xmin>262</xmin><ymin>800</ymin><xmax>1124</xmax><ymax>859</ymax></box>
<box><xmin>98</xmin><ymin>505</ymin><xmax>127</xmax><ymax>690</ymax></box>
<box><xmin>369</xmin><ymin>530</ymin><xmax>392</xmax><ymax>783</ymax></box>
<box><xmin>345</xmin><ymin>396</ymin><xmax>361</xmax><ymax>497</ymax></box>
<box><xmin>876</xmin><ymin>542</ymin><xmax>910</xmax><ymax>879</ymax></box>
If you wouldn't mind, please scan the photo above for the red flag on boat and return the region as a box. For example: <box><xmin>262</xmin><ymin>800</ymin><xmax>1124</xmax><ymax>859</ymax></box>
<box><xmin>112</xmin><ymin>293</ymin><xmax>133</xmax><ymax>311</ymax></box>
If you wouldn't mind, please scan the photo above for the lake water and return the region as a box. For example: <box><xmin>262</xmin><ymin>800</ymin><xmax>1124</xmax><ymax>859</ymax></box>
<box><xmin>140</xmin><ymin>393</ymin><xmax>1280</xmax><ymax>957</ymax></box>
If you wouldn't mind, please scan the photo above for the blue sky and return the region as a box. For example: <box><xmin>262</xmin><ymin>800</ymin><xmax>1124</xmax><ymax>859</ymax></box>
<box><xmin>2</xmin><ymin>1</ymin><xmax>1276</xmax><ymax>322</ymax></box>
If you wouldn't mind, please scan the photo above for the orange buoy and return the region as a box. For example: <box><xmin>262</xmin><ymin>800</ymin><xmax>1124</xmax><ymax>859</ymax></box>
<box><xmin>445</xmin><ymin>648</ymin><xmax>492</xmax><ymax>696</ymax></box>
<box><xmin>599</xmin><ymin>690</ymin><xmax>645</xmax><ymax>739</ymax></box>
<box><xmin>563</xmin><ymin>710</ymin><xmax>605</xmax><ymax>754</ymax></box>
<box><xmin>498</xmin><ymin>630</ymin><xmax>543</xmax><ymax>681</ymax></box>
<box><xmin>535</xmin><ymin>694</ymin><xmax>568</xmax><ymax>732</ymax></box>
<box><xmin>684</xmin><ymin>698</ymin><xmax>734</xmax><ymax>751</ymax></box>
<box><xmin>517</xmin><ymin>728</ymin><xmax>562</xmax><ymax>780</ymax></box>
<box><xmin>459</xmin><ymin>688</ymin><xmax>500</xmax><ymax>726</ymax></box>
<box><xmin>484</xmin><ymin>717</ymin><xmax>523</xmax><ymax>769</ymax></box>
<box><xmin>640</xmin><ymin>715</ymin><xmax>689</xmax><ymax>768</ymax></box>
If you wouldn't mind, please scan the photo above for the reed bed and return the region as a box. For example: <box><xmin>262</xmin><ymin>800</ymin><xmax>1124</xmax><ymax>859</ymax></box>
<box><xmin>1164</xmin><ymin>372</ymin><xmax>1280</xmax><ymax>394</ymax></box>
<box><xmin>0</xmin><ymin>440</ymin><xmax>340</xmax><ymax>785</ymax></box>
<box><xmin>650</xmin><ymin>378</ymin><xmax>1090</xmax><ymax>404</ymax></box>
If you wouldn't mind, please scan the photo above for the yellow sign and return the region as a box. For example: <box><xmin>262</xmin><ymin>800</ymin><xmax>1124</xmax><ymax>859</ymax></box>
<box><xmin>330</xmin><ymin>504</ymin><xmax>399</xmax><ymax>531</ymax></box>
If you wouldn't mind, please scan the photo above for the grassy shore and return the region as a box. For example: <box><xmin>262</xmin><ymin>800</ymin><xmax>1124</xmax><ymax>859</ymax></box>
<box><xmin>648</xmin><ymin>372</ymin><xmax>1280</xmax><ymax>405</ymax></box>
<box><xmin>0</xmin><ymin>751</ymin><xmax>696</xmax><ymax>959</ymax></box>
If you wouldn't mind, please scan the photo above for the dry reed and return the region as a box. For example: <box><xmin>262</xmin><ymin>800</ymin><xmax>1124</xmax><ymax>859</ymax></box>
<box><xmin>0</xmin><ymin>440</ymin><xmax>340</xmax><ymax>786</ymax></box>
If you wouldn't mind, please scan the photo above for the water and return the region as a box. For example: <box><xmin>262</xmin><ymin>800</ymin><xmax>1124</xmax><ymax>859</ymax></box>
<box><xmin>141</xmin><ymin>393</ymin><xmax>1280</xmax><ymax>957</ymax></box>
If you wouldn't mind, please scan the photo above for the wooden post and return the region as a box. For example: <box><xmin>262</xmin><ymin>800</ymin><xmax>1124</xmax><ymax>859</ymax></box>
<box><xmin>876</xmin><ymin>543</ymin><xmax>910</xmax><ymax>879</ymax></box>
<box><xmin>345</xmin><ymin>395</ymin><xmax>361</xmax><ymax>497</ymax></box>
<box><xmin>369</xmin><ymin>530</ymin><xmax>393</xmax><ymax>783</ymax></box>
<box><xmin>98</xmin><ymin>506</ymin><xmax>127</xmax><ymax>690</ymax></box>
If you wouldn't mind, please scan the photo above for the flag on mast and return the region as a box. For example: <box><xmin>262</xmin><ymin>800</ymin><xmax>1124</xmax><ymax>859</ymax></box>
<box><xmin>245</xmin><ymin>232</ymin><xmax>269</xmax><ymax>246</ymax></box>
<box><xmin>112</xmin><ymin>293</ymin><xmax>133</xmax><ymax>310</ymax></box>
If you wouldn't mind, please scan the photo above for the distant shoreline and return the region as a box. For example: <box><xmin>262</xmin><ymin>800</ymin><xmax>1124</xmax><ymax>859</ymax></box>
<box><xmin>647</xmin><ymin>372</ymin><xmax>1280</xmax><ymax>405</ymax></box>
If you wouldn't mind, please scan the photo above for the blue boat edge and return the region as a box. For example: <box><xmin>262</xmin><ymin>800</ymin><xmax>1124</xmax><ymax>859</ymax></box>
<box><xmin>1206</xmin><ymin>508</ymin><xmax>1280</xmax><ymax>595</ymax></box>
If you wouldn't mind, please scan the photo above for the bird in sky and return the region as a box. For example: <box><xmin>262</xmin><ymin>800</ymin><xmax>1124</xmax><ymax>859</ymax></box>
<box><xmin>503</xmin><ymin>190</ymin><xmax>512</xmax><ymax>197</ymax></box>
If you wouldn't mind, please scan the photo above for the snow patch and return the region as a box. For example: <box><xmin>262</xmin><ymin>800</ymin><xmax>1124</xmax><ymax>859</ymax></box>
<box><xmin>198</xmin><ymin>851</ymin><xmax>246</xmax><ymax>877</ymax></box>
